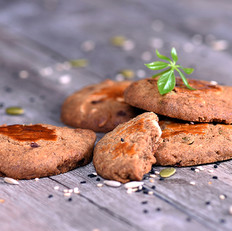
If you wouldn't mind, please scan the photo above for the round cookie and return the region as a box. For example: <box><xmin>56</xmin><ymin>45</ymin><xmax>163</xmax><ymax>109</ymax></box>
<box><xmin>124</xmin><ymin>77</ymin><xmax>232</xmax><ymax>124</ymax></box>
<box><xmin>155</xmin><ymin>119</ymin><xmax>232</xmax><ymax>166</ymax></box>
<box><xmin>0</xmin><ymin>124</ymin><xmax>96</xmax><ymax>179</ymax></box>
<box><xmin>61</xmin><ymin>79</ymin><xmax>141</xmax><ymax>133</ymax></box>
<box><xmin>93</xmin><ymin>112</ymin><xmax>162</xmax><ymax>183</ymax></box>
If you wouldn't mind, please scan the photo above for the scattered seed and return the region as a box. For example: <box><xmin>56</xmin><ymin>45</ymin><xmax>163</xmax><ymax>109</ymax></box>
<box><xmin>4</xmin><ymin>177</ymin><xmax>19</xmax><ymax>185</ymax></box>
<box><xmin>148</xmin><ymin>191</ymin><xmax>153</xmax><ymax>195</ymax></box>
<box><xmin>220</xmin><ymin>219</ymin><xmax>226</xmax><ymax>224</ymax></box>
<box><xmin>6</xmin><ymin>107</ymin><xmax>24</xmax><ymax>115</ymax></box>
<box><xmin>186</xmin><ymin>217</ymin><xmax>192</xmax><ymax>222</ymax></box>
<box><xmin>160</xmin><ymin>168</ymin><xmax>176</xmax><ymax>178</ymax></box>
<box><xmin>74</xmin><ymin>187</ymin><xmax>80</xmax><ymax>194</ymax></box>
<box><xmin>96</xmin><ymin>178</ymin><xmax>101</xmax><ymax>182</ymax></box>
<box><xmin>190</xmin><ymin>167</ymin><xmax>195</xmax><ymax>171</ymax></box>
<box><xmin>211</xmin><ymin>40</ymin><xmax>229</xmax><ymax>51</ymax></box>
<box><xmin>210</xmin><ymin>81</ymin><xmax>218</xmax><ymax>86</ymax></box>
<box><xmin>68</xmin><ymin>198</ymin><xmax>72</xmax><ymax>202</ymax></box>
<box><xmin>54</xmin><ymin>186</ymin><xmax>59</xmax><ymax>190</ymax></box>
<box><xmin>151</xmin><ymin>185</ymin><xmax>156</xmax><ymax>190</ymax></box>
<box><xmin>141</xmin><ymin>201</ymin><xmax>148</xmax><ymax>204</ymax></box>
<box><xmin>143</xmin><ymin>209</ymin><xmax>148</xmax><ymax>214</ymax></box>
<box><xmin>68</xmin><ymin>189</ymin><xmax>73</xmax><ymax>193</ymax></box>
<box><xmin>64</xmin><ymin>192</ymin><xmax>71</xmax><ymax>197</ymax></box>
<box><xmin>121</xmin><ymin>138</ymin><xmax>125</xmax><ymax>142</ymax></box>
<box><xmin>59</xmin><ymin>75</ymin><xmax>71</xmax><ymax>85</ymax></box>
<box><xmin>35</xmin><ymin>178</ymin><xmax>39</xmax><ymax>181</ymax></box>
<box><xmin>19</xmin><ymin>70</ymin><xmax>29</xmax><ymax>79</ymax></box>
<box><xmin>97</xmin><ymin>183</ymin><xmax>103</xmax><ymax>187</ymax></box>
<box><xmin>195</xmin><ymin>169</ymin><xmax>200</xmax><ymax>173</ymax></box>
<box><xmin>154</xmin><ymin>171</ymin><xmax>160</xmax><ymax>175</ymax></box>
<box><xmin>208</xmin><ymin>169</ymin><xmax>214</xmax><ymax>173</ymax></box>
<box><xmin>208</xmin><ymin>181</ymin><xmax>212</xmax><ymax>185</ymax></box>
<box><xmin>156</xmin><ymin>207</ymin><xmax>161</xmax><ymax>212</ymax></box>
<box><xmin>214</xmin><ymin>165</ymin><xmax>218</xmax><ymax>169</ymax></box>
<box><xmin>190</xmin><ymin>181</ymin><xmax>196</xmax><ymax>185</ymax></box>
<box><xmin>119</xmin><ymin>69</ymin><xmax>135</xmax><ymax>79</ymax></box>
<box><xmin>190</xmin><ymin>122</ymin><xmax>195</xmax><ymax>125</ymax></box>
<box><xmin>80</xmin><ymin>181</ymin><xmax>86</xmax><ymax>184</ymax></box>
<box><xmin>30</xmin><ymin>142</ymin><xmax>40</xmax><ymax>148</ymax></box>
<box><xmin>69</xmin><ymin>59</ymin><xmax>88</xmax><ymax>68</ymax></box>
<box><xmin>196</xmin><ymin>166</ymin><xmax>204</xmax><ymax>171</ymax></box>
<box><xmin>149</xmin><ymin>174</ymin><xmax>157</xmax><ymax>178</ymax></box>
<box><xmin>127</xmin><ymin>188</ymin><xmax>133</xmax><ymax>194</ymax></box>
<box><xmin>48</xmin><ymin>194</ymin><xmax>53</xmax><ymax>198</ymax></box>
<box><xmin>149</xmin><ymin>179</ymin><xmax>154</xmax><ymax>183</ymax></box>
<box><xmin>159</xmin><ymin>177</ymin><xmax>164</xmax><ymax>181</ymax></box>
<box><xmin>124</xmin><ymin>181</ymin><xmax>144</xmax><ymax>189</ymax></box>
<box><xmin>212</xmin><ymin>176</ymin><xmax>218</xmax><ymax>179</ymax></box>
<box><xmin>104</xmin><ymin>180</ymin><xmax>121</xmax><ymax>187</ymax></box>
<box><xmin>88</xmin><ymin>173</ymin><xmax>97</xmax><ymax>178</ymax></box>
<box><xmin>219</xmin><ymin>194</ymin><xmax>227</xmax><ymax>200</ymax></box>
<box><xmin>110</xmin><ymin>36</ymin><xmax>126</xmax><ymax>47</ymax></box>
<box><xmin>115</xmin><ymin>73</ymin><xmax>124</xmax><ymax>82</ymax></box>
<box><xmin>0</xmin><ymin>199</ymin><xmax>5</xmax><ymax>203</ymax></box>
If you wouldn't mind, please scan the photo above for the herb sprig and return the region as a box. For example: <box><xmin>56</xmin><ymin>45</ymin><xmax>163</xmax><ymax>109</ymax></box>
<box><xmin>145</xmin><ymin>48</ymin><xmax>195</xmax><ymax>95</ymax></box>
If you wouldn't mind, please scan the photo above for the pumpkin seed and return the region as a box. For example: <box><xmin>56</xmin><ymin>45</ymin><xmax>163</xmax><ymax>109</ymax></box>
<box><xmin>6</xmin><ymin>107</ymin><xmax>24</xmax><ymax>115</ymax></box>
<box><xmin>119</xmin><ymin>69</ymin><xmax>135</xmax><ymax>79</ymax></box>
<box><xmin>159</xmin><ymin>168</ymin><xmax>176</xmax><ymax>178</ymax></box>
<box><xmin>69</xmin><ymin>59</ymin><xmax>88</xmax><ymax>68</ymax></box>
<box><xmin>110</xmin><ymin>36</ymin><xmax>126</xmax><ymax>47</ymax></box>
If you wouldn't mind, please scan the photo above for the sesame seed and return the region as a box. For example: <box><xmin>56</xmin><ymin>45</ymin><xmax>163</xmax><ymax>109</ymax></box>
<box><xmin>96</xmin><ymin>178</ymin><xmax>101</xmax><ymax>182</ymax></box>
<box><xmin>64</xmin><ymin>192</ymin><xmax>71</xmax><ymax>197</ymax></box>
<box><xmin>186</xmin><ymin>217</ymin><xmax>191</xmax><ymax>222</ymax></box>
<box><xmin>210</xmin><ymin>81</ymin><xmax>218</xmax><ymax>86</ymax></box>
<box><xmin>88</xmin><ymin>173</ymin><xmax>97</xmax><ymax>178</ymax></box>
<box><xmin>151</xmin><ymin>185</ymin><xmax>156</xmax><ymax>190</ymax></box>
<box><xmin>92</xmin><ymin>172</ymin><xmax>97</xmax><ymax>176</ymax></box>
<box><xmin>104</xmin><ymin>180</ymin><xmax>121</xmax><ymax>187</ymax></box>
<box><xmin>68</xmin><ymin>189</ymin><xmax>73</xmax><ymax>193</ymax></box>
<box><xmin>190</xmin><ymin>181</ymin><xmax>196</xmax><ymax>185</ymax></box>
<box><xmin>136</xmin><ymin>69</ymin><xmax>146</xmax><ymax>78</ymax></box>
<box><xmin>124</xmin><ymin>181</ymin><xmax>144</xmax><ymax>189</ymax></box>
<box><xmin>74</xmin><ymin>187</ymin><xmax>79</xmax><ymax>194</ymax></box>
<box><xmin>48</xmin><ymin>194</ymin><xmax>53</xmax><ymax>198</ymax></box>
<box><xmin>80</xmin><ymin>181</ymin><xmax>86</xmax><ymax>184</ymax></box>
<box><xmin>149</xmin><ymin>174</ymin><xmax>157</xmax><ymax>178</ymax></box>
<box><xmin>190</xmin><ymin>167</ymin><xmax>195</xmax><ymax>171</ymax></box>
<box><xmin>54</xmin><ymin>186</ymin><xmax>59</xmax><ymax>190</ymax></box>
<box><xmin>196</xmin><ymin>166</ymin><xmax>204</xmax><ymax>171</ymax></box>
<box><xmin>205</xmin><ymin>201</ymin><xmax>211</xmax><ymax>205</ymax></box>
<box><xmin>19</xmin><ymin>70</ymin><xmax>29</xmax><ymax>79</ymax></box>
<box><xmin>219</xmin><ymin>194</ymin><xmax>226</xmax><ymax>200</ymax></box>
<box><xmin>154</xmin><ymin>171</ymin><xmax>160</xmax><ymax>175</ymax></box>
<box><xmin>64</xmin><ymin>189</ymin><xmax>69</xmax><ymax>193</ymax></box>
<box><xmin>214</xmin><ymin>165</ymin><xmax>218</xmax><ymax>169</ymax></box>
<box><xmin>122</xmin><ymin>40</ymin><xmax>135</xmax><ymax>51</ymax></box>
<box><xmin>35</xmin><ymin>178</ymin><xmax>39</xmax><ymax>181</ymax></box>
<box><xmin>229</xmin><ymin>206</ymin><xmax>232</xmax><ymax>215</ymax></box>
<box><xmin>141</xmin><ymin>201</ymin><xmax>148</xmax><ymax>204</ymax></box>
<box><xmin>156</xmin><ymin>207</ymin><xmax>161</xmax><ymax>212</ymax></box>
<box><xmin>190</xmin><ymin>122</ymin><xmax>194</xmax><ymax>125</ymax></box>
<box><xmin>195</xmin><ymin>169</ymin><xmax>200</xmax><ymax>173</ymax></box>
<box><xmin>143</xmin><ymin>209</ymin><xmax>148</xmax><ymax>214</ymax></box>
<box><xmin>208</xmin><ymin>169</ymin><xmax>214</xmax><ymax>173</ymax></box>
<box><xmin>121</xmin><ymin>138</ymin><xmax>125</xmax><ymax>142</ymax></box>
<box><xmin>127</xmin><ymin>188</ymin><xmax>133</xmax><ymax>194</ymax></box>
<box><xmin>212</xmin><ymin>176</ymin><xmax>218</xmax><ymax>179</ymax></box>
<box><xmin>97</xmin><ymin>183</ymin><xmax>103</xmax><ymax>187</ymax></box>
<box><xmin>148</xmin><ymin>191</ymin><xmax>154</xmax><ymax>195</ymax></box>
<box><xmin>149</xmin><ymin>179</ymin><xmax>154</xmax><ymax>183</ymax></box>
<box><xmin>68</xmin><ymin>198</ymin><xmax>72</xmax><ymax>202</ymax></box>
<box><xmin>4</xmin><ymin>177</ymin><xmax>19</xmax><ymax>185</ymax></box>
<box><xmin>40</xmin><ymin>67</ymin><xmax>53</xmax><ymax>77</ymax></box>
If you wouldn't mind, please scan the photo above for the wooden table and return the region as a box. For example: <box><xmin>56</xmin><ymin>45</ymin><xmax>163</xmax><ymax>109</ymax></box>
<box><xmin>0</xmin><ymin>1</ymin><xmax>232</xmax><ymax>230</ymax></box>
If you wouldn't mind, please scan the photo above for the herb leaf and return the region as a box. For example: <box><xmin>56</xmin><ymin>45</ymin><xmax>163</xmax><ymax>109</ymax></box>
<box><xmin>145</xmin><ymin>48</ymin><xmax>195</xmax><ymax>94</ymax></box>
<box><xmin>145</xmin><ymin>61</ymin><xmax>169</xmax><ymax>70</ymax></box>
<box><xmin>176</xmin><ymin>69</ymin><xmax>196</xmax><ymax>90</ymax></box>
<box><xmin>157</xmin><ymin>69</ymin><xmax>176</xmax><ymax>95</ymax></box>
<box><xmin>171</xmin><ymin>48</ymin><xmax>178</xmax><ymax>63</ymax></box>
<box><xmin>156</xmin><ymin>50</ymin><xmax>171</xmax><ymax>62</ymax></box>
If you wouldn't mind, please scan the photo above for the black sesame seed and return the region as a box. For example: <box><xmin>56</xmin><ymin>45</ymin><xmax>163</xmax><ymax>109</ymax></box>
<box><xmin>150</xmin><ymin>168</ymin><xmax>155</xmax><ymax>174</ymax></box>
<box><xmin>0</xmin><ymin>103</ymin><xmax>4</xmax><ymax>108</ymax></box>
<box><xmin>143</xmin><ymin>209</ymin><xmax>148</xmax><ymax>214</ymax></box>
<box><xmin>96</xmin><ymin>178</ymin><xmax>101</xmax><ymax>181</ymax></box>
<box><xmin>214</xmin><ymin>165</ymin><xmax>218</xmax><ymax>169</ymax></box>
<box><xmin>156</xmin><ymin>207</ymin><xmax>161</xmax><ymax>212</ymax></box>
<box><xmin>190</xmin><ymin>167</ymin><xmax>195</xmax><ymax>171</ymax></box>
<box><xmin>4</xmin><ymin>86</ymin><xmax>12</xmax><ymax>92</ymax></box>
<box><xmin>186</xmin><ymin>217</ymin><xmax>191</xmax><ymax>222</ymax></box>
<box><xmin>142</xmin><ymin>186</ymin><xmax>149</xmax><ymax>194</ymax></box>
<box><xmin>80</xmin><ymin>181</ymin><xmax>86</xmax><ymax>184</ymax></box>
<box><xmin>48</xmin><ymin>194</ymin><xmax>53</xmax><ymax>198</ymax></box>
<box><xmin>205</xmin><ymin>201</ymin><xmax>211</xmax><ymax>205</ymax></box>
<box><xmin>121</xmin><ymin>138</ymin><xmax>125</xmax><ymax>142</ymax></box>
<box><xmin>88</xmin><ymin>174</ymin><xmax>97</xmax><ymax>178</ymax></box>
<box><xmin>151</xmin><ymin>185</ymin><xmax>156</xmax><ymax>190</ymax></box>
<box><xmin>68</xmin><ymin>198</ymin><xmax>72</xmax><ymax>202</ymax></box>
<box><xmin>212</xmin><ymin>176</ymin><xmax>218</xmax><ymax>179</ymax></box>
<box><xmin>30</xmin><ymin>142</ymin><xmax>40</xmax><ymax>148</ymax></box>
<box><xmin>159</xmin><ymin>177</ymin><xmax>164</xmax><ymax>181</ymax></box>
<box><xmin>141</xmin><ymin>201</ymin><xmax>148</xmax><ymax>205</ymax></box>
<box><xmin>220</xmin><ymin>219</ymin><xmax>226</xmax><ymax>224</ymax></box>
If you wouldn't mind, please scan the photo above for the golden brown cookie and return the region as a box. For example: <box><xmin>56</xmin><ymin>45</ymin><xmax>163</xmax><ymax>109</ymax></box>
<box><xmin>124</xmin><ymin>77</ymin><xmax>232</xmax><ymax>124</ymax></box>
<box><xmin>61</xmin><ymin>79</ymin><xmax>141</xmax><ymax>133</ymax></box>
<box><xmin>93</xmin><ymin>112</ymin><xmax>162</xmax><ymax>183</ymax></box>
<box><xmin>155</xmin><ymin>119</ymin><xmax>232</xmax><ymax>166</ymax></box>
<box><xmin>0</xmin><ymin>124</ymin><xmax>96</xmax><ymax>179</ymax></box>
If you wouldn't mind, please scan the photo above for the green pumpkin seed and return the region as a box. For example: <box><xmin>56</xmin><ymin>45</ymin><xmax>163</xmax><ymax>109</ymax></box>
<box><xmin>6</xmin><ymin>107</ymin><xmax>24</xmax><ymax>115</ymax></box>
<box><xmin>119</xmin><ymin>69</ymin><xmax>135</xmax><ymax>79</ymax></box>
<box><xmin>110</xmin><ymin>36</ymin><xmax>126</xmax><ymax>47</ymax></box>
<box><xmin>160</xmin><ymin>168</ymin><xmax>176</xmax><ymax>178</ymax></box>
<box><xmin>69</xmin><ymin>59</ymin><xmax>88</xmax><ymax>68</ymax></box>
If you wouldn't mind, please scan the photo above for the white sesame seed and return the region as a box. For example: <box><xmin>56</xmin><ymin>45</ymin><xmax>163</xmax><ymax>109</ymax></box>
<box><xmin>149</xmin><ymin>174</ymin><xmax>157</xmax><ymax>178</ymax></box>
<box><xmin>92</xmin><ymin>172</ymin><xmax>98</xmax><ymax>176</ymax></box>
<box><xmin>35</xmin><ymin>178</ymin><xmax>39</xmax><ymax>181</ymax></box>
<box><xmin>104</xmin><ymin>180</ymin><xmax>121</xmax><ymax>187</ymax></box>
<box><xmin>68</xmin><ymin>189</ymin><xmax>73</xmax><ymax>193</ymax></box>
<box><xmin>97</xmin><ymin>183</ymin><xmax>103</xmax><ymax>187</ymax></box>
<box><xmin>190</xmin><ymin>181</ymin><xmax>196</xmax><ymax>185</ymax></box>
<box><xmin>54</xmin><ymin>186</ymin><xmax>59</xmax><ymax>190</ymax></box>
<box><xmin>74</xmin><ymin>187</ymin><xmax>80</xmax><ymax>194</ymax></box>
<box><xmin>19</xmin><ymin>70</ymin><xmax>29</xmax><ymax>79</ymax></box>
<box><xmin>208</xmin><ymin>169</ymin><xmax>214</xmax><ymax>173</ymax></box>
<box><xmin>40</xmin><ymin>67</ymin><xmax>53</xmax><ymax>77</ymax></box>
<box><xmin>127</xmin><ymin>188</ymin><xmax>133</xmax><ymax>194</ymax></box>
<box><xmin>81</xmin><ymin>40</ymin><xmax>95</xmax><ymax>52</ymax></box>
<box><xmin>150</xmin><ymin>37</ymin><xmax>164</xmax><ymax>49</ymax></box>
<box><xmin>59</xmin><ymin>75</ymin><xmax>71</xmax><ymax>84</ymax></box>
<box><xmin>141</xmin><ymin>51</ymin><xmax>152</xmax><ymax>61</ymax></box>
<box><xmin>210</xmin><ymin>81</ymin><xmax>218</xmax><ymax>86</ymax></box>
<box><xmin>64</xmin><ymin>192</ymin><xmax>71</xmax><ymax>197</ymax></box>
<box><xmin>229</xmin><ymin>206</ymin><xmax>232</xmax><ymax>215</ymax></box>
<box><xmin>136</xmin><ymin>69</ymin><xmax>146</xmax><ymax>78</ymax></box>
<box><xmin>219</xmin><ymin>194</ymin><xmax>226</xmax><ymax>200</ymax></box>
<box><xmin>196</xmin><ymin>166</ymin><xmax>204</xmax><ymax>171</ymax></box>
<box><xmin>155</xmin><ymin>171</ymin><xmax>160</xmax><ymax>175</ymax></box>
<box><xmin>148</xmin><ymin>191</ymin><xmax>154</xmax><ymax>195</ymax></box>
<box><xmin>4</xmin><ymin>177</ymin><xmax>19</xmax><ymax>185</ymax></box>
<box><xmin>115</xmin><ymin>74</ymin><xmax>124</xmax><ymax>82</ymax></box>
<box><xmin>124</xmin><ymin>181</ymin><xmax>144</xmax><ymax>189</ymax></box>
<box><xmin>123</xmin><ymin>40</ymin><xmax>135</xmax><ymax>51</ymax></box>
<box><xmin>64</xmin><ymin>189</ymin><xmax>69</xmax><ymax>193</ymax></box>
<box><xmin>149</xmin><ymin>179</ymin><xmax>155</xmax><ymax>183</ymax></box>
<box><xmin>195</xmin><ymin>169</ymin><xmax>200</xmax><ymax>173</ymax></box>
<box><xmin>190</xmin><ymin>122</ymin><xmax>195</xmax><ymax>125</ymax></box>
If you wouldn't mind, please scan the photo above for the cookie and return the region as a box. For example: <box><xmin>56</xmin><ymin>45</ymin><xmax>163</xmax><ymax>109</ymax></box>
<box><xmin>61</xmin><ymin>79</ymin><xmax>141</xmax><ymax>133</ymax></box>
<box><xmin>93</xmin><ymin>112</ymin><xmax>162</xmax><ymax>183</ymax></box>
<box><xmin>0</xmin><ymin>124</ymin><xmax>96</xmax><ymax>179</ymax></box>
<box><xmin>124</xmin><ymin>77</ymin><xmax>232</xmax><ymax>124</ymax></box>
<box><xmin>154</xmin><ymin>119</ymin><xmax>232</xmax><ymax>166</ymax></box>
